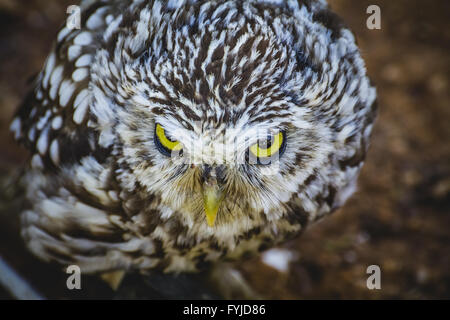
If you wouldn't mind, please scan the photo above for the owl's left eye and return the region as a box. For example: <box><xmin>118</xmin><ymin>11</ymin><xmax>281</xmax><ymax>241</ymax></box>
<box><xmin>154</xmin><ymin>123</ymin><xmax>183</xmax><ymax>157</ymax></box>
<box><xmin>247</xmin><ymin>131</ymin><xmax>286</xmax><ymax>165</ymax></box>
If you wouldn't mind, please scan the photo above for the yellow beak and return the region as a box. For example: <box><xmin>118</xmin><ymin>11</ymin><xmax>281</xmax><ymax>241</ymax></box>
<box><xmin>202</xmin><ymin>182</ymin><xmax>224</xmax><ymax>227</ymax></box>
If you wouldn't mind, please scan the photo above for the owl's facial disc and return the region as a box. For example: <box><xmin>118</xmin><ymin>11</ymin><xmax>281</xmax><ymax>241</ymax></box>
<box><xmin>153</xmin><ymin>123</ymin><xmax>289</xmax><ymax>226</ymax></box>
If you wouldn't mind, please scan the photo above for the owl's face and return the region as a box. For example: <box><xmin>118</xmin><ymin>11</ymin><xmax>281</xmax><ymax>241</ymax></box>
<box><xmin>116</xmin><ymin>100</ymin><xmax>330</xmax><ymax>228</ymax></box>
<box><xmin>87</xmin><ymin>1</ymin><xmax>373</xmax><ymax>230</ymax></box>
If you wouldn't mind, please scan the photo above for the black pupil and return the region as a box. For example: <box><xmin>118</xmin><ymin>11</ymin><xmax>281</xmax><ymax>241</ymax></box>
<box><xmin>258</xmin><ymin>135</ymin><xmax>274</xmax><ymax>149</ymax></box>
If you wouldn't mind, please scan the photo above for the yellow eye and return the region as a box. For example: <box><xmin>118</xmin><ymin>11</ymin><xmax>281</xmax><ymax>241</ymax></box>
<box><xmin>248</xmin><ymin>131</ymin><xmax>286</xmax><ymax>164</ymax></box>
<box><xmin>155</xmin><ymin>123</ymin><xmax>182</xmax><ymax>156</ymax></box>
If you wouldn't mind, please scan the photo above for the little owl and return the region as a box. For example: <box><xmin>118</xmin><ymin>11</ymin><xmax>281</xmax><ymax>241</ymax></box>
<box><xmin>10</xmin><ymin>0</ymin><xmax>377</xmax><ymax>290</ymax></box>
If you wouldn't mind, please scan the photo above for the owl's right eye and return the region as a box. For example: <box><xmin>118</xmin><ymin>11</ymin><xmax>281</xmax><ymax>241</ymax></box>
<box><xmin>247</xmin><ymin>131</ymin><xmax>286</xmax><ymax>165</ymax></box>
<box><xmin>154</xmin><ymin>123</ymin><xmax>183</xmax><ymax>157</ymax></box>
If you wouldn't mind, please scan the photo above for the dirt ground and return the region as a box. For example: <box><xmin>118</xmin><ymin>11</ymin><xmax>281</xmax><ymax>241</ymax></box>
<box><xmin>0</xmin><ymin>0</ymin><xmax>449</xmax><ymax>299</ymax></box>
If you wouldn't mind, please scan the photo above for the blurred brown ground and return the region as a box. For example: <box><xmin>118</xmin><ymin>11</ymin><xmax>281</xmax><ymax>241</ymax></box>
<box><xmin>0</xmin><ymin>0</ymin><xmax>449</xmax><ymax>299</ymax></box>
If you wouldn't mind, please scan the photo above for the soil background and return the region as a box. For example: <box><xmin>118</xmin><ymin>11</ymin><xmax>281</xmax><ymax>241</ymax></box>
<box><xmin>0</xmin><ymin>0</ymin><xmax>449</xmax><ymax>299</ymax></box>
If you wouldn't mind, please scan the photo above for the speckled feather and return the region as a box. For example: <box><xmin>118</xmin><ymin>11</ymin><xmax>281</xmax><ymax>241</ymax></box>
<box><xmin>11</xmin><ymin>0</ymin><xmax>376</xmax><ymax>274</ymax></box>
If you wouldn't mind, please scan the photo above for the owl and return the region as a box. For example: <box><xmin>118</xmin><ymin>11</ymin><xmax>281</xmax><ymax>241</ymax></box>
<box><xmin>10</xmin><ymin>0</ymin><xmax>376</xmax><ymax>288</ymax></box>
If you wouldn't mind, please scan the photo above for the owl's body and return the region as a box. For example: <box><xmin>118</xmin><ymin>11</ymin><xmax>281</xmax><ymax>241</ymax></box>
<box><xmin>11</xmin><ymin>0</ymin><xmax>376</xmax><ymax>274</ymax></box>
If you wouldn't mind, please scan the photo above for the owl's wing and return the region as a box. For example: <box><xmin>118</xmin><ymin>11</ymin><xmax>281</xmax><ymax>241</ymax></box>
<box><xmin>11</xmin><ymin>1</ymin><xmax>164</xmax><ymax>274</ymax></box>
<box><xmin>10</xmin><ymin>1</ymin><xmax>130</xmax><ymax>169</ymax></box>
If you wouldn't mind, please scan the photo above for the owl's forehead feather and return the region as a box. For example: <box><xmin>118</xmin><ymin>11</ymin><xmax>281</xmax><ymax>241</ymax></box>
<box><xmin>135</xmin><ymin>21</ymin><xmax>300</xmax><ymax>115</ymax></box>
<box><xmin>117</xmin><ymin>2</ymin><xmax>321</xmax><ymax>102</ymax></box>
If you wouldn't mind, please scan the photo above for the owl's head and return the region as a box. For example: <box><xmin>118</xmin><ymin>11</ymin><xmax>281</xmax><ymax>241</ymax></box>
<box><xmin>89</xmin><ymin>1</ymin><xmax>375</xmax><ymax>230</ymax></box>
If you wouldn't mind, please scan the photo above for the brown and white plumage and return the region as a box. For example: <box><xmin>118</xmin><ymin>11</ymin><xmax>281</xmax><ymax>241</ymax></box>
<box><xmin>11</xmin><ymin>0</ymin><xmax>377</xmax><ymax>275</ymax></box>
